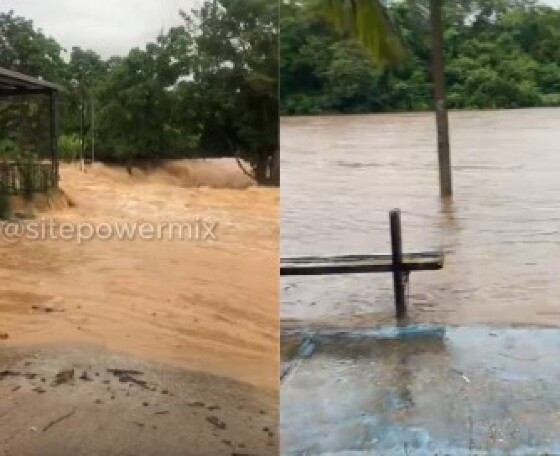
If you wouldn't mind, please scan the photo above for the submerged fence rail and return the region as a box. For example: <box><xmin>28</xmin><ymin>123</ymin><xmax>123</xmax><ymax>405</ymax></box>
<box><xmin>281</xmin><ymin>209</ymin><xmax>445</xmax><ymax>319</ymax></box>
<box><xmin>0</xmin><ymin>161</ymin><xmax>56</xmax><ymax>195</ymax></box>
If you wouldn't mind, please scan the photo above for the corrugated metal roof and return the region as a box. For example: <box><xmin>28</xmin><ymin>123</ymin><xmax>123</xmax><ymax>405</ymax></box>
<box><xmin>0</xmin><ymin>67</ymin><xmax>63</xmax><ymax>93</ymax></box>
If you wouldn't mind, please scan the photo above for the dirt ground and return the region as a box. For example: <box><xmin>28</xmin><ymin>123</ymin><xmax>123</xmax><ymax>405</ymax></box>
<box><xmin>0</xmin><ymin>160</ymin><xmax>279</xmax><ymax>455</ymax></box>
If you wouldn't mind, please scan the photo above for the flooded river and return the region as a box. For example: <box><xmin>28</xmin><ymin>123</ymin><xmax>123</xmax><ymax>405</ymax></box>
<box><xmin>281</xmin><ymin>108</ymin><xmax>560</xmax><ymax>327</ymax></box>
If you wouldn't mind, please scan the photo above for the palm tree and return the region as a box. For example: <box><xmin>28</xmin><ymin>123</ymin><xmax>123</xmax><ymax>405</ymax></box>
<box><xmin>318</xmin><ymin>0</ymin><xmax>453</xmax><ymax>197</ymax></box>
<box><xmin>320</xmin><ymin>0</ymin><xmax>407</xmax><ymax>65</ymax></box>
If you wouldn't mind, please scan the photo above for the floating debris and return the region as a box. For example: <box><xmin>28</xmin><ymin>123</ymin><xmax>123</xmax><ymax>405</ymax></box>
<box><xmin>52</xmin><ymin>369</ymin><xmax>74</xmax><ymax>386</ymax></box>
<box><xmin>188</xmin><ymin>401</ymin><xmax>205</xmax><ymax>408</ymax></box>
<box><xmin>206</xmin><ymin>416</ymin><xmax>227</xmax><ymax>430</ymax></box>
<box><xmin>79</xmin><ymin>371</ymin><xmax>92</xmax><ymax>381</ymax></box>
<box><xmin>107</xmin><ymin>369</ymin><xmax>149</xmax><ymax>389</ymax></box>
<box><xmin>0</xmin><ymin>370</ymin><xmax>20</xmax><ymax>380</ymax></box>
<box><xmin>42</xmin><ymin>408</ymin><xmax>76</xmax><ymax>432</ymax></box>
<box><xmin>298</xmin><ymin>337</ymin><xmax>316</xmax><ymax>358</ymax></box>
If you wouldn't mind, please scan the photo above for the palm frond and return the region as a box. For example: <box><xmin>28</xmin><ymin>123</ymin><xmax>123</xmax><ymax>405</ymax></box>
<box><xmin>319</xmin><ymin>0</ymin><xmax>407</xmax><ymax>66</ymax></box>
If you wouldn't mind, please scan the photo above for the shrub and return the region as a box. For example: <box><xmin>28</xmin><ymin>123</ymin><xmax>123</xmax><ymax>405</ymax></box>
<box><xmin>0</xmin><ymin>139</ymin><xmax>18</xmax><ymax>160</ymax></box>
<box><xmin>0</xmin><ymin>189</ymin><xmax>9</xmax><ymax>219</ymax></box>
<box><xmin>58</xmin><ymin>134</ymin><xmax>81</xmax><ymax>162</ymax></box>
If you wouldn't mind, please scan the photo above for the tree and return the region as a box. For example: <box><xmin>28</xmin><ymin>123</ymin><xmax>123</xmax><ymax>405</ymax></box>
<box><xmin>281</xmin><ymin>3</ymin><xmax>388</xmax><ymax>114</ymax></box>
<box><xmin>66</xmin><ymin>47</ymin><xmax>107</xmax><ymax>161</ymax></box>
<box><xmin>0</xmin><ymin>11</ymin><xmax>66</xmax><ymax>159</ymax></box>
<box><xmin>318</xmin><ymin>0</ymin><xmax>406</xmax><ymax>65</ymax></box>
<box><xmin>95</xmin><ymin>41</ymin><xmax>194</xmax><ymax>164</ymax></box>
<box><xmin>0</xmin><ymin>11</ymin><xmax>65</xmax><ymax>80</ymax></box>
<box><xmin>315</xmin><ymin>0</ymin><xmax>452</xmax><ymax>196</ymax></box>
<box><xmin>0</xmin><ymin>4</ymin><xmax>279</xmax><ymax>186</ymax></box>
<box><xmin>183</xmin><ymin>0</ymin><xmax>279</xmax><ymax>185</ymax></box>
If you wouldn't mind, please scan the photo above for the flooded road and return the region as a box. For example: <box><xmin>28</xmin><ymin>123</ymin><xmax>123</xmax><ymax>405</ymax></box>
<box><xmin>281</xmin><ymin>108</ymin><xmax>560</xmax><ymax>327</ymax></box>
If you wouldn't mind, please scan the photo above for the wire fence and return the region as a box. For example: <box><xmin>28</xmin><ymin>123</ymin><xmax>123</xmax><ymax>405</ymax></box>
<box><xmin>0</xmin><ymin>161</ymin><xmax>57</xmax><ymax>196</ymax></box>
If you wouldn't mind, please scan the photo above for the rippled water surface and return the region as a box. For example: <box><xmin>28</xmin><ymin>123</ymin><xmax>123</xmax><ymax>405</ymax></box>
<box><xmin>281</xmin><ymin>109</ymin><xmax>560</xmax><ymax>326</ymax></box>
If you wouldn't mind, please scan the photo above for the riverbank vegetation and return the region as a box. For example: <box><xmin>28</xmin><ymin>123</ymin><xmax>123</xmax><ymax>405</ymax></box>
<box><xmin>0</xmin><ymin>0</ymin><xmax>279</xmax><ymax>185</ymax></box>
<box><xmin>281</xmin><ymin>0</ymin><xmax>560</xmax><ymax>115</ymax></box>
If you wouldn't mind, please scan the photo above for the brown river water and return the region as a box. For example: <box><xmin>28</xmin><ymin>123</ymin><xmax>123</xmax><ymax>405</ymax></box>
<box><xmin>281</xmin><ymin>108</ymin><xmax>560</xmax><ymax>328</ymax></box>
<box><xmin>0</xmin><ymin>161</ymin><xmax>279</xmax><ymax>390</ymax></box>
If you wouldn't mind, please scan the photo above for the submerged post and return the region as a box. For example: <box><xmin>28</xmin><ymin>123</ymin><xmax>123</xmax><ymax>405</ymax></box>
<box><xmin>430</xmin><ymin>0</ymin><xmax>453</xmax><ymax>197</ymax></box>
<box><xmin>390</xmin><ymin>209</ymin><xmax>407</xmax><ymax>318</ymax></box>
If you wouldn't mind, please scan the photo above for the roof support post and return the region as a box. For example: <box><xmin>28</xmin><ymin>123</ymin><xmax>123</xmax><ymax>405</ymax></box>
<box><xmin>49</xmin><ymin>90</ymin><xmax>59</xmax><ymax>186</ymax></box>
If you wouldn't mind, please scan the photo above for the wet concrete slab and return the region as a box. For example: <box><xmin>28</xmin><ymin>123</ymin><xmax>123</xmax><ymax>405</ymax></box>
<box><xmin>281</xmin><ymin>326</ymin><xmax>560</xmax><ymax>455</ymax></box>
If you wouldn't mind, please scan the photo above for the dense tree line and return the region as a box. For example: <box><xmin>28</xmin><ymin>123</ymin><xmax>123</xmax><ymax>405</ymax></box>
<box><xmin>281</xmin><ymin>0</ymin><xmax>560</xmax><ymax>115</ymax></box>
<box><xmin>0</xmin><ymin>0</ymin><xmax>279</xmax><ymax>185</ymax></box>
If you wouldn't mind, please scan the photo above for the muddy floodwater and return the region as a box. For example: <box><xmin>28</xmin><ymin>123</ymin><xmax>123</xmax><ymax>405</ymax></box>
<box><xmin>281</xmin><ymin>109</ymin><xmax>560</xmax><ymax>455</ymax></box>
<box><xmin>281</xmin><ymin>108</ymin><xmax>560</xmax><ymax>327</ymax></box>
<box><xmin>0</xmin><ymin>160</ymin><xmax>278</xmax><ymax>454</ymax></box>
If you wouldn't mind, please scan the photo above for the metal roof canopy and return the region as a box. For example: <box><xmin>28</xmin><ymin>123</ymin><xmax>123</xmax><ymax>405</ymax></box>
<box><xmin>0</xmin><ymin>67</ymin><xmax>63</xmax><ymax>95</ymax></box>
<box><xmin>0</xmin><ymin>66</ymin><xmax>61</xmax><ymax>185</ymax></box>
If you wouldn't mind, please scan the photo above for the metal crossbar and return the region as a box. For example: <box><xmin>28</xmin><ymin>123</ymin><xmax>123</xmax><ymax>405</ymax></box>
<box><xmin>280</xmin><ymin>209</ymin><xmax>444</xmax><ymax>319</ymax></box>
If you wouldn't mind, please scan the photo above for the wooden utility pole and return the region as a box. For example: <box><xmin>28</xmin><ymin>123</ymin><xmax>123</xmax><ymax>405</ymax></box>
<box><xmin>79</xmin><ymin>96</ymin><xmax>85</xmax><ymax>163</ymax></box>
<box><xmin>91</xmin><ymin>93</ymin><xmax>95</xmax><ymax>164</ymax></box>
<box><xmin>49</xmin><ymin>90</ymin><xmax>59</xmax><ymax>184</ymax></box>
<box><xmin>430</xmin><ymin>0</ymin><xmax>452</xmax><ymax>197</ymax></box>
<box><xmin>390</xmin><ymin>209</ymin><xmax>407</xmax><ymax>319</ymax></box>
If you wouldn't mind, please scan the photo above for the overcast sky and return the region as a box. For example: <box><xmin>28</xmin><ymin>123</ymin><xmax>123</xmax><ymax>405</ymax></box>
<box><xmin>0</xmin><ymin>0</ymin><xmax>200</xmax><ymax>59</ymax></box>
<box><xmin>1</xmin><ymin>0</ymin><xmax>559</xmax><ymax>59</ymax></box>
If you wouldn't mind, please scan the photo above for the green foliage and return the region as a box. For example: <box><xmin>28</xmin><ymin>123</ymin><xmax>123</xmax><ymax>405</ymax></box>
<box><xmin>10</xmin><ymin>150</ymin><xmax>40</xmax><ymax>200</ymax></box>
<box><xmin>95</xmin><ymin>43</ymin><xmax>190</xmax><ymax>162</ymax></box>
<box><xmin>318</xmin><ymin>0</ymin><xmax>406</xmax><ymax>65</ymax></box>
<box><xmin>0</xmin><ymin>139</ymin><xmax>18</xmax><ymax>160</ymax></box>
<box><xmin>0</xmin><ymin>190</ymin><xmax>8</xmax><ymax>220</ymax></box>
<box><xmin>281</xmin><ymin>0</ymin><xmax>560</xmax><ymax>114</ymax></box>
<box><xmin>0</xmin><ymin>11</ymin><xmax>65</xmax><ymax>160</ymax></box>
<box><xmin>0</xmin><ymin>11</ymin><xmax>65</xmax><ymax>81</ymax></box>
<box><xmin>0</xmin><ymin>145</ymin><xmax>9</xmax><ymax>219</ymax></box>
<box><xmin>182</xmin><ymin>0</ymin><xmax>279</xmax><ymax>183</ymax></box>
<box><xmin>58</xmin><ymin>134</ymin><xmax>81</xmax><ymax>162</ymax></box>
<box><xmin>0</xmin><ymin>1</ymin><xmax>278</xmax><ymax>184</ymax></box>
